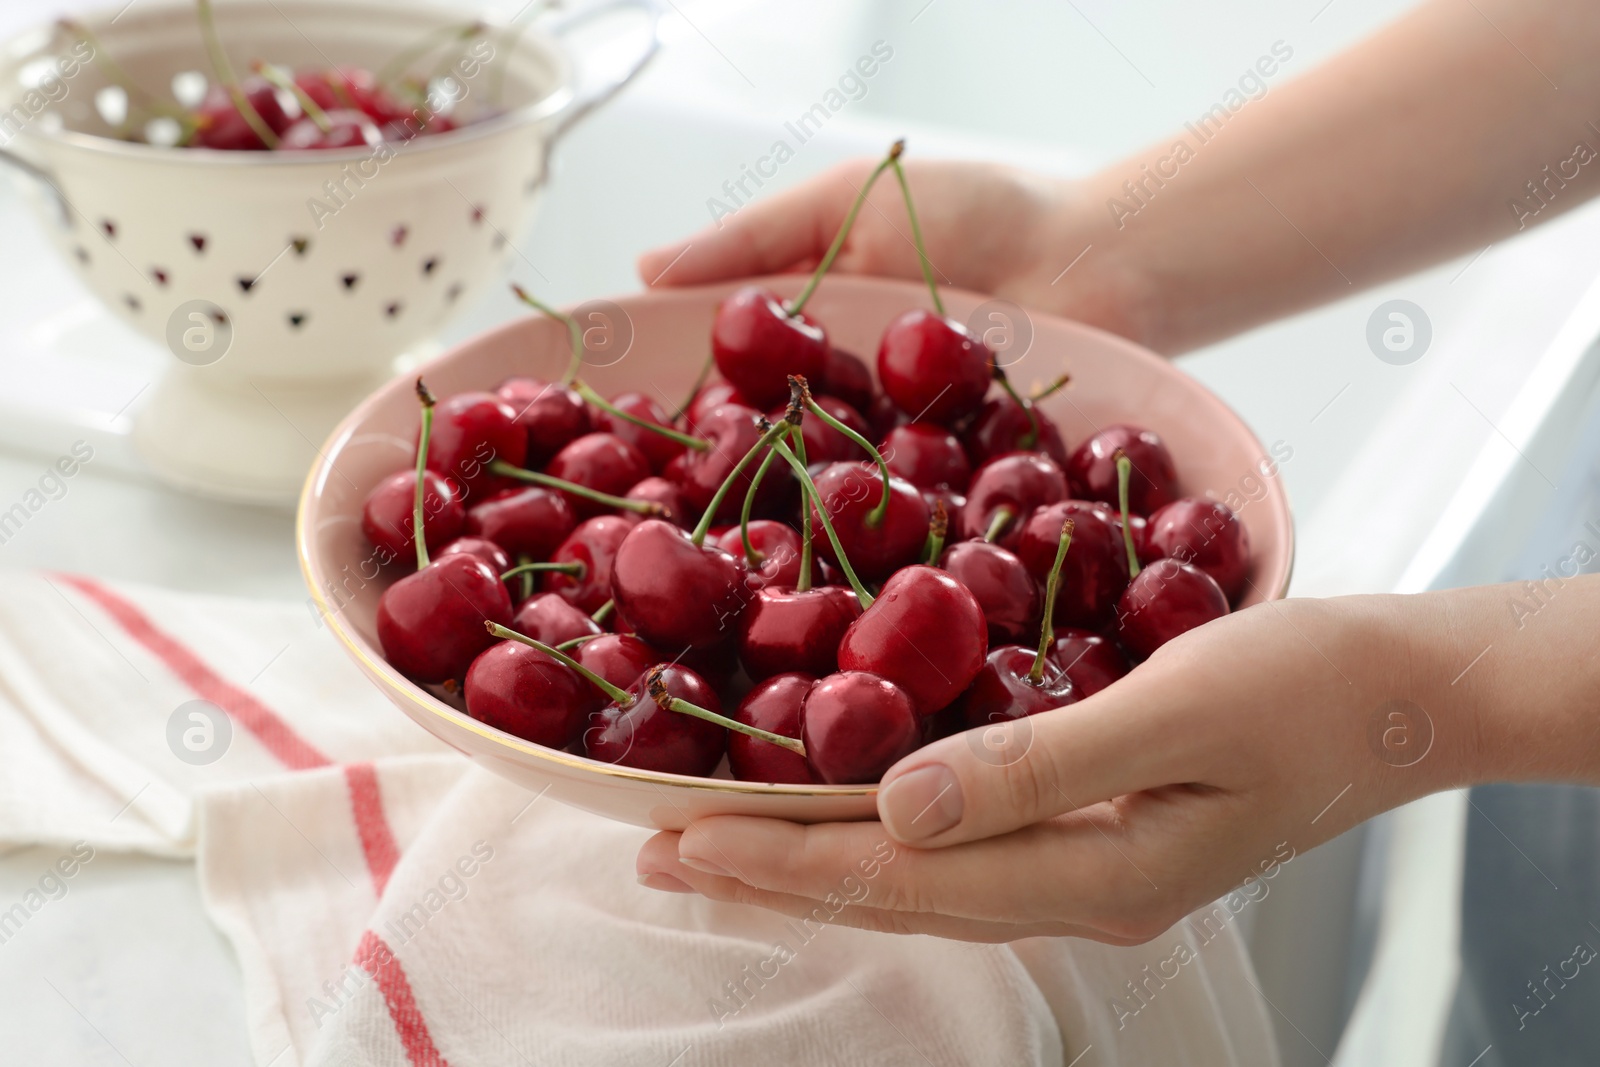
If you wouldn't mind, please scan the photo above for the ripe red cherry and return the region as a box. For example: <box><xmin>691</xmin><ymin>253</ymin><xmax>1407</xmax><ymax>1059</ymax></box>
<box><xmin>959</xmin><ymin>646</ymin><xmax>1076</xmax><ymax>729</ymax></box>
<box><xmin>820</xmin><ymin>347</ymin><xmax>875</xmax><ymax>415</ymax></box>
<box><xmin>593</xmin><ymin>391</ymin><xmax>686</xmax><ymax>472</ymax></box>
<box><xmin>729</xmin><ymin>673</ymin><xmax>818</xmax><ymax>784</ymax></box>
<box><xmin>1016</xmin><ymin>502</ymin><xmax>1128</xmax><ymax>628</ymax></box>
<box><xmin>190</xmin><ymin>79</ymin><xmax>294</xmax><ymax>150</ymax></box>
<box><xmin>960</xmin><ymin>452</ymin><xmax>1069</xmax><ymax>546</ymax></box>
<box><xmin>464</xmin><ymin>487</ymin><xmax>576</xmax><ymax>561</ymax></box>
<box><xmin>867</xmin><ymin>392</ymin><xmax>904</xmax><ymax>440</ymax></box>
<box><xmin>1144</xmin><ymin>498</ymin><xmax>1251</xmax><ymax>601</ymax></box>
<box><xmin>626</xmin><ymin>477</ymin><xmax>694</xmax><ymax>529</ymax></box>
<box><xmin>711</xmin><ymin>286</ymin><xmax>828</xmax><ymax>409</ymax></box>
<box><xmin>1048</xmin><ymin>629</ymin><xmax>1129</xmax><ymax>698</ymax></box>
<box><xmin>921</xmin><ymin>487</ymin><xmax>966</xmax><ymax>523</ymax></box>
<box><xmin>962</xmin><ymin>393</ymin><xmax>1070</xmax><ymax>468</ymax></box>
<box><xmin>774</xmin><ymin>395</ymin><xmax>870</xmax><ymax>465</ymax></box>
<box><xmin>376</xmin><ymin>554</ymin><xmax>512</xmax><ymax>684</ymax></box>
<box><xmin>464</xmin><ymin>641</ymin><xmax>593</xmax><ymax>747</ymax></box>
<box><xmin>544</xmin><ymin>433</ymin><xmax>650</xmax><ymax>517</ymax></box>
<box><xmin>495</xmin><ymin>377</ymin><xmax>590</xmax><ymax>465</ymax></box>
<box><xmin>361</xmin><ymin>469</ymin><xmax>464</xmax><ymax>564</ymax></box>
<box><xmin>294</xmin><ymin>66</ymin><xmax>404</xmax><ymax>124</ymax></box>
<box><xmin>836</xmin><ymin>565</ymin><xmax>987</xmax><ymax>715</ymax></box>
<box><xmin>937</xmin><ymin>541</ymin><xmax>1039</xmax><ymax>645</ymax></box>
<box><xmin>684</xmin><ymin>381</ymin><xmax>748</xmax><ymax>431</ymax></box>
<box><xmin>610</xmin><ymin>519</ymin><xmax>750</xmax><ymax>650</ymax></box>
<box><xmin>543</xmin><ymin>515</ymin><xmax>634</xmax><ymax>613</ymax></box>
<box><xmin>424</xmin><ymin>391</ymin><xmax>526</xmax><ymax>500</ymax></box>
<box><xmin>664</xmin><ymin>404</ymin><xmax>783</xmax><ymax>523</ymax></box>
<box><xmin>584</xmin><ymin>664</ymin><xmax>725</xmax><ymax>776</ymax></box>
<box><xmin>510</xmin><ymin>593</ymin><xmax>602</xmax><ymax>648</ymax></box>
<box><xmin>737</xmin><ymin>584</ymin><xmax>862</xmax><ymax>680</ymax></box>
<box><xmin>1115</xmin><ymin>559</ymin><xmax>1229</xmax><ymax>659</ymax></box>
<box><xmin>1067</xmin><ymin>425</ymin><xmax>1178</xmax><ymax>514</ymax></box>
<box><xmin>672</xmin><ymin>639</ymin><xmax>741</xmax><ymax>688</ymax></box>
<box><xmin>715</xmin><ymin>520</ymin><xmax>811</xmax><ymax>591</ymax></box>
<box><xmin>280</xmin><ymin>109</ymin><xmax>378</xmax><ymax>150</ymax></box>
<box><xmin>801</xmin><ymin>672</ymin><xmax>922</xmax><ymax>785</ymax></box>
<box><xmin>876</xmin><ymin>309</ymin><xmax>991</xmax><ymax>425</ymax></box>
<box><xmin>437</xmin><ymin>536</ymin><xmax>511</xmax><ymax>578</ymax></box>
<box><xmin>806</xmin><ymin>462</ymin><xmax>929</xmax><ymax>581</ymax></box>
<box><xmin>882</xmin><ymin>423</ymin><xmax>971</xmax><ymax>491</ymax></box>
<box><xmin>438</xmin><ymin>535</ymin><xmax>518</xmax><ymax>598</ymax></box>
<box><xmin>574</xmin><ymin>634</ymin><xmax>657</xmax><ymax>693</ymax></box>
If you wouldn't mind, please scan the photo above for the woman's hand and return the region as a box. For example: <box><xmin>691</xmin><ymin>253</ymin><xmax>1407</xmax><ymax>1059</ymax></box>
<box><xmin>636</xmin><ymin>592</ymin><xmax>1493</xmax><ymax>943</ymax></box>
<box><xmin>636</xmin><ymin>158</ymin><xmax>1157</xmax><ymax>346</ymax></box>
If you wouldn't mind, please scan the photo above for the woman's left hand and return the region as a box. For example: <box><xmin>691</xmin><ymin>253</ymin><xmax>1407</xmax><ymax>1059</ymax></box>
<box><xmin>635</xmin><ymin>592</ymin><xmax>1488</xmax><ymax>943</ymax></box>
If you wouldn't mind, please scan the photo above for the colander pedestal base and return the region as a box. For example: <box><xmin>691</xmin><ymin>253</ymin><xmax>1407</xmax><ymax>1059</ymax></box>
<box><xmin>131</xmin><ymin>368</ymin><xmax>393</xmax><ymax>508</ymax></box>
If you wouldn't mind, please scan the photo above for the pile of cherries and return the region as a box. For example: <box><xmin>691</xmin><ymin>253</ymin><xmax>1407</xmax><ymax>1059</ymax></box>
<box><xmin>65</xmin><ymin>1</ymin><xmax>491</xmax><ymax>150</ymax></box>
<box><xmin>364</xmin><ymin>142</ymin><xmax>1252</xmax><ymax>786</ymax></box>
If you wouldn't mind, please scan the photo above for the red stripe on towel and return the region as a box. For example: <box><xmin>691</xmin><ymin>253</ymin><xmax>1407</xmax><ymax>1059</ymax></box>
<box><xmin>51</xmin><ymin>573</ymin><xmax>331</xmax><ymax>770</ymax></box>
<box><xmin>58</xmin><ymin>574</ymin><xmax>444</xmax><ymax>1059</ymax></box>
<box><xmin>355</xmin><ymin>930</ymin><xmax>452</xmax><ymax>1067</ymax></box>
<box><xmin>345</xmin><ymin>762</ymin><xmax>400</xmax><ymax>896</ymax></box>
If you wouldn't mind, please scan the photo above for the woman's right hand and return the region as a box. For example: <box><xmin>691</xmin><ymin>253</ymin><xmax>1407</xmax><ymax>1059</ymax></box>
<box><xmin>635</xmin><ymin>157</ymin><xmax>1156</xmax><ymax>346</ymax></box>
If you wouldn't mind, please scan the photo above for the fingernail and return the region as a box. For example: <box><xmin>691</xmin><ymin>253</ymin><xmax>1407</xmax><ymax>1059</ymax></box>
<box><xmin>638</xmin><ymin>872</ymin><xmax>694</xmax><ymax>893</ymax></box>
<box><xmin>879</xmin><ymin>764</ymin><xmax>963</xmax><ymax>842</ymax></box>
<box><xmin>678</xmin><ymin>854</ymin><xmax>732</xmax><ymax>878</ymax></box>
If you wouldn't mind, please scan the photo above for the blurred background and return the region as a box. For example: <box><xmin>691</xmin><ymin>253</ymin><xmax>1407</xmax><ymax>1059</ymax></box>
<box><xmin>5</xmin><ymin>0</ymin><xmax>1600</xmax><ymax>1063</ymax></box>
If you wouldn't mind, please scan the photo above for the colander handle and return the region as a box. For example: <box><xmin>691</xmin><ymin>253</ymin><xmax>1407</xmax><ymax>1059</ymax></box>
<box><xmin>0</xmin><ymin>146</ymin><xmax>69</xmax><ymax>227</ymax></box>
<box><xmin>541</xmin><ymin>0</ymin><xmax>663</xmax><ymax>143</ymax></box>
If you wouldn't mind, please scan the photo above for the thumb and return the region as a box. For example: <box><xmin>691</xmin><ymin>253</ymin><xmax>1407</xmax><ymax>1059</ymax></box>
<box><xmin>875</xmin><ymin>682</ymin><xmax>1192</xmax><ymax>847</ymax></box>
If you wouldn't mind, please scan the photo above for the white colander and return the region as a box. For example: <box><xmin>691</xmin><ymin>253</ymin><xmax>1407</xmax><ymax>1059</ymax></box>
<box><xmin>0</xmin><ymin>0</ymin><xmax>658</xmax><ymax>505</ymax></box>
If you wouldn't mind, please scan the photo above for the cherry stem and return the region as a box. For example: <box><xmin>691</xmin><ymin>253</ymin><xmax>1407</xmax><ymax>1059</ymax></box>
<box><xmin>983</xmin><ymin>506</ymin><xmax>1015</xmax><ymax>544</ymax></box>
<box><xmin>591</xmin><ymin>599</ymin><xmax>616</xmax><ymax>625</ymax></box>
<box><xmin>889</xmin><ymin>155</ymin><xmax>945</xmax><ymax>317</ymax></box>
<box><xmin>486</xmin><ymin>622</ymin><xmax>630</xmax><ymax>704</ymax></box>
<box><xmin>500</xmin><ymin>560</ymin><xmax>585</xmax><ymax>581</ymax></box>
<box><xmin>787</xmin><ymin>140</ymin><xmax>903</xmax><ymax>317</ymax></box>
<box><xmin>792</xmin><ymin>426</ymin><xmax>814</xmax><ymax>593</ymax></box>
<box><xmin>510</xmin><ymin>288</ymin><xmax>706</xmax><ymax>453</ymax></box>
<box><xmin>805</xmin><ymin>395</ymin><xmax>891</xmax><ymax>527</ymax></box>
<box><xmin>58</xmin><ymin>19</ymin><xmax>189</xmax><ymax>129</ymax></box>
<box><xmin>672</xmin><ymin>352</ymin><xmax>716</xmax><ymax>426</ymax></box>
<box><xmin>489</xmin><ymin>460</ymin><xmax>665</xmax><ymax>516</ymax></box>
<box><xmin>739</xmin><ymin>449</ymin><xmax>781</xmax><ymax>567</ymax></box>
<box><xmin>572</xmin><ymin>380</ymin><xmax>709</xmax><ymax>452</ymax></box>
<box><xmin>510</xmin><ymin>283</ymin><xmax>586</xmax><ymax>386</ymax></box>
<box><xmin>555</xmin><ymin>633</ymin><xmax>605</xmax><ymax>652</ymax></box>
<box><xmin>994</xmin><ymin>367</ymin><xmax>1039</xmax><ymax>450</ymax></box>
<box><xmin>515</xmin><ymin>552</ymin><xmax>534</xmax><ymax>601</ymax></box>
<box><xmin>690</xmin><ymin>419</ymin><xmax>792</xmax><ymax>546</ymax></box>
<box><xmin>1030</xmin><ymin>374</ymin><xmax>1071</xmax><ymax>402</ymax></box>
<box><xmin>377</xmin><ymin>21</ymin><xmax>484</xmax><ymax>90</ymax></box>
<box><xmin>1115</xmin><ymin>451</ymin><xmax>1142</xmax><ymax>578</ymax></box>
<box><xmin>428</xmin><ymin>25</ymin><xmax>486</xmax><ymax>86</ymax></box>
<box><xmin>412</xmin><ymin>379</ymin><xmax>437</xmax><ymax>571</ymax></box>
<box><xmin>923</xmin><ymin>499</ymin><xmax>948</xmax><ymax>564</ymax></box>
<box><xmin>645</xmin><ymin>667</ymin><xmax>806</xmax><ymax>756</ymax></box>
<box><xmin>770</xmin><ymin>437</ymin><xmax>874</xmax><ymax>610</ymax></box>
<box><xmin>252</xmin><ymin>61</ymin><xmax>331</xmax><ymax>132</ymax></box>
<box><xmin>1030</xmin><ymin>519</ymin><xmax>1074</xmax><ymax>685</ymax></box>
<box><xmin>194</xmin><ymin>0</ymin><xmax>279</xmax><ymax>148</ymax></box>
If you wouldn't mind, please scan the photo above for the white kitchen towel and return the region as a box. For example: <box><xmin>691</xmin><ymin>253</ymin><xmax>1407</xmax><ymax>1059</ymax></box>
<box><xmin>199</xmin><ymin>761</ymin><xmax>1283</xmax><ymax>1067</ymax></box>
<box><xmin>0</xmin><ymin>570</ymin><xmax>446</xmax><ymax>854</ymax></box>
<box><xmin>0</xmin><ymin>570</ymin><xmax>1282</xmax><ymax>1065</ymax></box>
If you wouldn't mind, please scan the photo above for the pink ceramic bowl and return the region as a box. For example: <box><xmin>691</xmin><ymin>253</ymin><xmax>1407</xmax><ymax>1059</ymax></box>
<box><xmin>297</xmin><ymin>275</ymin><xmax>1293</xmax><ymax>830</ymax></box>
